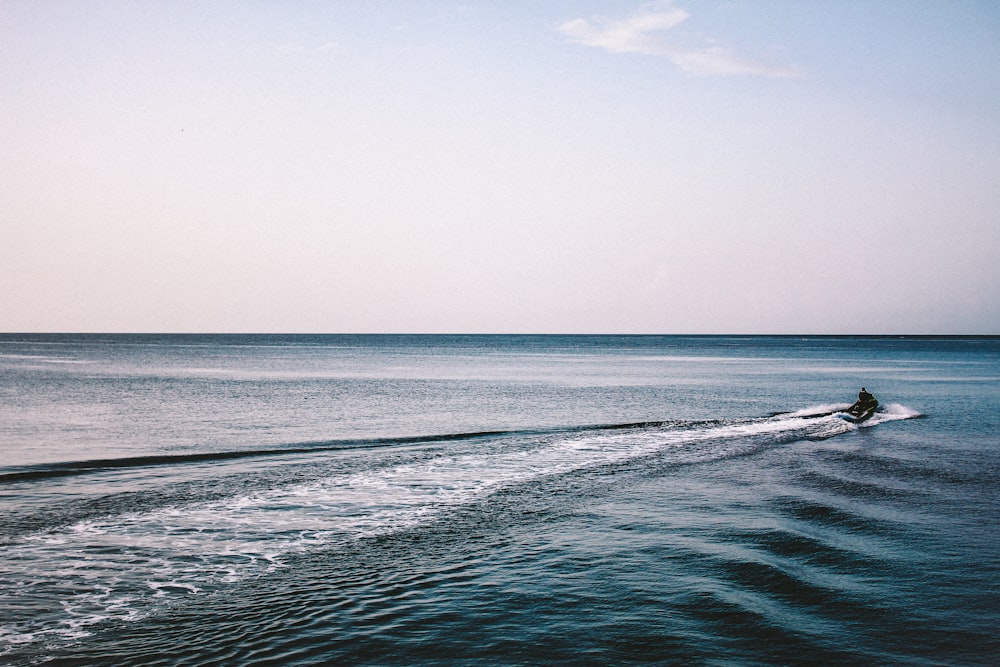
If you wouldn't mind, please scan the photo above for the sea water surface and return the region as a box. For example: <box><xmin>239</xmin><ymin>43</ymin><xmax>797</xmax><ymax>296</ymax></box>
<box><xmin>0</xmin><ymin>334</ymin><xmax>997</xmax><ymax>665</ymax></box>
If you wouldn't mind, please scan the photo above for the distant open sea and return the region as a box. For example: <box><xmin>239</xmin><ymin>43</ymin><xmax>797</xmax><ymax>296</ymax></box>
<box><xmin>1</xmin><ymin>334</ymin><xmax>997</xmax><ymax>666</ymax></box>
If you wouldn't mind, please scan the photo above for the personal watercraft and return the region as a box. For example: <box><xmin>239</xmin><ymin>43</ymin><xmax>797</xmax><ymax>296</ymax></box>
<box><xmin>844</xmin><ymin>395</ymin><xmax>879</xmax><ymax>423</ymax></box>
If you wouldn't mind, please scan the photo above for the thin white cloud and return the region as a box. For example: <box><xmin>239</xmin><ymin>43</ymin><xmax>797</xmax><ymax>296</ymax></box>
<box><xmin>559</xmin><ymin>1</ymin><xmax>690</xmax><ymax>56</ymax></box>
<box><xmin>558</xmin><ymin>0</ymin><xmax>797</xmax><ymax>78</ymax></box>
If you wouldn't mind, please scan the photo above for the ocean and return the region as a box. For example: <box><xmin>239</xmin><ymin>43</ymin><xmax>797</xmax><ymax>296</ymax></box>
<box><xmin>0</xmin><ymin>334</ymin><xmax>997</xmax><ymax>666</ymax></box>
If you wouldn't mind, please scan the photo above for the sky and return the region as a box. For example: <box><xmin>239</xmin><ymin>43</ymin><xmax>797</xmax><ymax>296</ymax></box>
<box><xmin>2</xmin><ymin>0</ymin><xmax>998</xmax><ymax>334</ymax></box>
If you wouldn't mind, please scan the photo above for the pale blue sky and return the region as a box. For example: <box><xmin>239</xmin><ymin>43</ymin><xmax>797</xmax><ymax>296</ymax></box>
<box><xmin>2</xmin><ymin>1</ymin><xmax>998</xmax><ymax>333</ymax></box>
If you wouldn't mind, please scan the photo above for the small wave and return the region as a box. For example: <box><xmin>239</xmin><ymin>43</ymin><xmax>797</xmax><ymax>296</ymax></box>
<box><xmin>878</xmin><ymin>403</ymin><xmax>923</xmax><ymax>419</ymax></box>
<box><xmin>783</xmin><ymin>404</ymin><xmax>850</xmax><ymax>418</ymax></box>
<box><xmin>0</xmin><ymin>353</ymin><xmax>93</xmax><ymax>364</ymax></box>
<box><xmin>849</xmin><ymin>404</ymin><xmax>923</xmax><ymax>428</ymax></box>
<box><xmin>0</xmin><ymin>430</ymin><xmax>519</xmax><ymax>484</ymax></box>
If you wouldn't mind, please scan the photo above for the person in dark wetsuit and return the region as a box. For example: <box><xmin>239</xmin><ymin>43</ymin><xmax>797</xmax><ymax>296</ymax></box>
<box><xmin>847</xmin><ymin>387</ymin><xmax>878</xmax><ymax>416</ymax></box>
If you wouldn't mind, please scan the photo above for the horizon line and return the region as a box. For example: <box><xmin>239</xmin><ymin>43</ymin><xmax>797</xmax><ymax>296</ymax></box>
<box><xmin>2</xmin><ymin>332</ymin><xmax>998</xmax><ymax>339</ymax></box>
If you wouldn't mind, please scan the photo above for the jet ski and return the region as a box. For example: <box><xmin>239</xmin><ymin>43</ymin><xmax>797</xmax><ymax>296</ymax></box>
<box><xmin>845</xmin><ymin>400</ymin><xmax>878</xmax><ymax>422</ymax></box>
<box><xmin>843</xmin><ymin>388</ymin><xmax>879</xmax><ymax>422</ymax></box>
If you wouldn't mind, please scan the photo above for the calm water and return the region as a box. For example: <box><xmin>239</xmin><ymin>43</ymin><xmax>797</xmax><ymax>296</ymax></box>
<box><xmin>0</xmin><ymin>334</ymin><xmax>997</xmax><ymax>666</ymax></box>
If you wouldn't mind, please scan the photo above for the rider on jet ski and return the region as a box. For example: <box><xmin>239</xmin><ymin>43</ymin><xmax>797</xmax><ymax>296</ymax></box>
<box><xmin>847</xmin><ymin>387</ymin><xmax>878</xmax><ymax>417</ymax></box>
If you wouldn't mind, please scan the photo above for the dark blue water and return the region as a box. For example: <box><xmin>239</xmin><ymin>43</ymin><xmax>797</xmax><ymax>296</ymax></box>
<box><xmin>1</xmin><ymin>335</ymin><xmax>997</xmax><ymax>665</ymax></box>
